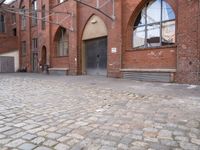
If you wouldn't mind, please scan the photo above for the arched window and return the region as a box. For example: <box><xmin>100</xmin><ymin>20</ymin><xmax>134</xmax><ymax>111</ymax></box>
<box><xmin>56</xmin><ymin>27</ymin><xmax>68</xmax><ymax>56</ymax></box>
<box><xmin>133</xmin><ymin>0</ymin><xmax>175</xmax><ymax>48</ymax></box>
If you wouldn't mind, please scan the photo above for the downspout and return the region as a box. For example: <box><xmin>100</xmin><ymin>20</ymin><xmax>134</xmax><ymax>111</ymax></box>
<box><xmin>120</xmin><ymin>0</ymin><xmax>123</xmax><ymax>77</ymax></box>
<box><xmin>176</xmin><ymin>0</ymin><xmax>179</xmax><ymax>82</ymax></box>
<box><xmin>198</xmin><ymin>0</ymin><xmax>200</xmax><ymax>83</ymax></box>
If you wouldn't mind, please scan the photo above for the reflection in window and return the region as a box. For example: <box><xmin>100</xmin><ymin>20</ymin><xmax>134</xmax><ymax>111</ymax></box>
<box><xmin>133</xmin><ymin>0</ymin><xmax>175</xmax><ymax>48</ymax></box>
<box><xmin>134</xmin><ymin>26</ymin><xmax>145</xmax><ymax>48</ymax></box>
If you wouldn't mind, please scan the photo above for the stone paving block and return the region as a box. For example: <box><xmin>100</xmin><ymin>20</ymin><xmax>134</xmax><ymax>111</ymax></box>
<box><xmin>43</xmin><ymin>139</ymin><xmax>58</xmax><ymax>147</ymax></box>
<box><xmin>0</xmin><ymin>138</ymin><xmax>12</xmax><ymax>145</ymax></box>
<box><xmin>54</xmin><ymin>143</ymin><xmax>70</xmax><ymax>150</ymax></box>
<box><xmin>191</xmin><ymin>138</ymin><xmax>200</xmax><ymax>145</ymax></box>
<box><xmin>18</xmin><ymin>143</ymin><xmax>37</xmax><ymax>150</ymax></box>
<box><xmin>158</xmin><ymin>130</ymin><xmax>173</xmax><ymax>140</ymax></box>
<box><xmin>22</xmin><ymin>134</ymin><xmax>37</xmax><ymax>140</ymax></box>
<box><xmin>46</xmin><ymin>132</ymin><xmax>62</xmax><ymax>139</ymax></box>
<box><xmin>14</xmin><ymin>123</ymin><xmax>26</xmax><ymax>128</ymax></box>
<box><xmin>160</xmin><ymin>139</ymin><xmax>178</xmax><ymax>147</ymax></box>
<box><xmin>67</xmin><ymin>133</ymin><xmax>84</xmax><ymax>140</ymax></box>
<box><xmin>34</xmin><ymin>146</ymin><xmax>52</xmax><ymax>150</ymax></box>
<box><xmin>6</xmin><ymin>139</ymin><xmax>26</xmax><ymax>147</ymax></box>
<box><xmin>0</xmin><ymin>134</ymin><xmax>6</xmax><ymax>139</ymax></box>
<box><xmin>179</xmin><ymin>142</ymin><xmax>199</xmax><ymax>150</ymax></box>
<box><xmin>57</xmin><ymin>136</ymin><xmax>71</xmax><ymax>142</ymax></box>
<box><xmin>0</xmin><ymin>126</ymin><xmax>12</xmax><ymax>133</ymax></box>
<box><xmin>117</xmin><ymin>143</ymin><xmax>128</xmax><ymax>150</ymax></box>
<box><xmin>31</xmin><ymin>137</ymin><xmax>45</xmax><ymax>144</ymax></box>
<box><xmin>11</xmin><ymin>132</ymin><xmax>26</xmax><ymax>139</ymax></box>
<box><xmin>3</xmin><ymin>128</ymin><xmax>21</xmax><ymax>135</ymax></box>
<box><xmin>174</xmin><ymin>136</ymin><xmax>189</xmax><ymax>142</ymax></box>
<box><xmin>66</xmin><ymin>138</ymin><xmax>80</xmax><ymax>146</ymax></box>
<box><xmin>131</xmin><ymin>141</ymin><xmax>149</xmax><ymax>148</ymax></box>
<box><xmin>99</xmin><ymin>146</ymin><xmax>117</xmax><ymax>150</ymax></box>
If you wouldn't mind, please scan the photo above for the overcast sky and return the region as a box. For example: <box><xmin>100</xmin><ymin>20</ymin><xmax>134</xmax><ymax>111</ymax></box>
<box><xmin>4</xmin><ymin>0</ymin><xmax>15</xmax><ymax>4</ymax></box>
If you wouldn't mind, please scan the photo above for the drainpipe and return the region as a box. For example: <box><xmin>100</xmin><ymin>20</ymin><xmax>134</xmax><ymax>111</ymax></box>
<box><xmin>198</xmin><ymin>0</ymin><xmax>200</xmax><ymax>82</ymax></box>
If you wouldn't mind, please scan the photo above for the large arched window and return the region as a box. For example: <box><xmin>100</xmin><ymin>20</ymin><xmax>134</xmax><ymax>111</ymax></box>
<box><xmin>133</xmin><ymin>0</ymin><xmax>175</xmax><ymax>48</ymax></box>
<box><xmin>56</xmin><ymin>27</ymin><xmax>68</xmax><ymax>56</ymax></box>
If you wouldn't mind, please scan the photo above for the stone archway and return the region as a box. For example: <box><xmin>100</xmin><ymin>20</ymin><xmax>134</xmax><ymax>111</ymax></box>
<box><xmin>82</xmin><ymin>15</ymin><xmax>108</xmax><ymax>76</ymax></box>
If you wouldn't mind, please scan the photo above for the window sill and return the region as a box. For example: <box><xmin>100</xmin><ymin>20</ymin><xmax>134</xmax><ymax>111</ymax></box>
<box><xmin>54</xmin><ymin>56</ymin><xmax>69</xmax><ymax>58</ymax></box>
<box><xmin>126</xmin><ymin>45</ymin><xmax>177</xmax><ymax>52</ymax></box>
<box><xmin>31</xmin><ymin>25</ymin><xmax>38</xmax><ymax>28</ymax></box>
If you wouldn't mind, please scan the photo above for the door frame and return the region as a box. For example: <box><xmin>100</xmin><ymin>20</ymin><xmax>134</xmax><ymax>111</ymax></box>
<box><xmin>32</xmin><ymin>52</ymin><xmax>39</xmax><ymax>73</ymax></box>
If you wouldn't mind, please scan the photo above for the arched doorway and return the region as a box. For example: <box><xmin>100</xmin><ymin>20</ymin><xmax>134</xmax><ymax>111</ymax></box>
<box><xmin>82</xmin><ymin>15</ymin><xmax>108</xmax><ymax>76</ymax></box>
<box><xmin>41</xmin><ymin>46</ymin><xmax>47</xmax><ymax>71</ymax></box>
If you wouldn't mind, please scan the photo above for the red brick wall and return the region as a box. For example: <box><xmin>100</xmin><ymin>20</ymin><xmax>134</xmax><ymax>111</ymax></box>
<box><xmin>77</xmin><ymin>0</ymin><xmax>122</xmax><ymax>77</ymax></box>
<box><xmin>10</xmin><ymin>0</ymin><xmax>200</xmax><ymax>84</ymax></box>
<box><xmin>0</xmin><ymin>4</ymin><xmax>18</xmax><ymax>54</ymax></box>
<box><xmin>122</xmin><ymin>0</ymin><xmax>177</xmax><ymax>70</ymax></box>
<box><xmin>123</xmin><ymin>47</ymin><xmax>176</xmax><ymax>69</ymax></box>
<box><xmin>176</xmin><ymin>0</ymin><xmax>200</xmax><ymax>84</ymax></box>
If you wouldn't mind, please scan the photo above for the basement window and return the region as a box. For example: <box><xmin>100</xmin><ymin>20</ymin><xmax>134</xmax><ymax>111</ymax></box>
<box><xmin>133</xmin><ymin>0</ymin><xmax>175</xmax><ymax>48</ymax></box>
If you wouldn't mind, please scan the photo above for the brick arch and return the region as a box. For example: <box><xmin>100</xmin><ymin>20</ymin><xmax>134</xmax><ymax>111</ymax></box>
<box><xmin>125</xmin><ymin>0</ymin><xmax>177</xmax><ymax>49</ymax></box>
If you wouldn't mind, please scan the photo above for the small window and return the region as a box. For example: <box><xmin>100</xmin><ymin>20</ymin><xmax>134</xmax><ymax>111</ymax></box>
<box><xmin>56</xmin><ymin>28</ymin><xmax>68</xmax><ymax>57</ymax></box>
<box><xmin>0</xmin><ymin>14</ymin><xmax>5</xmax><ymax>33</ymax></box>
<box><xmin>42</xmin><ymin>5</ymin><xmax>45</xmax><ymax>30</ymax></box>
<box><xmin>32</xmin><ymin>0</ymin><xmax>37</xmax><ymax>26</ymax></box>
<box><xmin>20</xmin><ymin>7</ymin><xmax>26</xmax><ymax>30</ymax></box>
<box><xmin>133</xmin><ymin>0</ymin><xmax>175</xmax><ymax>48</ymax></box>
<box><xmin>21</xmin><ymin>41</ymin><xmax>26</xmax><ymax>56</ymax></box>
<box><xmin>32</xmin><ymin>38</ymin><xmax>38</xmax><ymax>51</ymax></box>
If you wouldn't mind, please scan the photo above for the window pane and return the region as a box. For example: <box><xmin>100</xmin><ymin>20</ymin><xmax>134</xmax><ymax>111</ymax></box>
<box><xmin>147</xmin><ymin>23</ymin><xmax>160</xmax><ymax>47</ymax></box>
<box><xmin>133</xmin><ymin>26</ymin><xmax>145</xmax><ymax>48</ymax></box>
<box><xmin>162</xmin><ymin>0</ymin><xmax>175</xmax><ymax>21</ymax></box>
<box><xmin>134</xmin><ymin>9</ymin><xmax>146</xmax><ymax>27</ymax></box>
<box><xmin>162</xmin><ymin>20</ymin><xmax>175</xmax><ymax>45</ymax></box>
<box><xmin>146</xmin><ymin>0</ymin><xmax>161</xmax><ymax>24</ymax></box>
<box><xmin>63</xmin><ymin>41</ymin><xmax>68</xmax><ymax>56</ymax></box>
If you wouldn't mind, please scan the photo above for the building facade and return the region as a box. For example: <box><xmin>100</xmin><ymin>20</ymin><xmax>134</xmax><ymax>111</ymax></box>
<box><xmin>4</xmin><ymin>0</ymin><xmax>200</xmax><ymax>84</ymax></box>
<box><xmin>0</xmin><ymin>3</ymin><xmax>19</xmax><ymax>71</ymax></box>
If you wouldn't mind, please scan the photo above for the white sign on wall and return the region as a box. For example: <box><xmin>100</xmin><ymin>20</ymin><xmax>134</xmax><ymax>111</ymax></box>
<box><xmin>111</xmin><ymin>47</ymin><xmax>117</xmax><ymax>53</ymax></box>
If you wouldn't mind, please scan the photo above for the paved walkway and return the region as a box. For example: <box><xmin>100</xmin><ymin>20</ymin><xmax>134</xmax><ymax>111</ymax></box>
<box><xmin>0</xmin><ymin>73</ymin><xmax>200</xmax><ymax>150</ymax></box>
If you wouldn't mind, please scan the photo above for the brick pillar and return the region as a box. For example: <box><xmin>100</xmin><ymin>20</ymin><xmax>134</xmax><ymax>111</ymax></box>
<box><xmin>176</xmin><ymin>0</ymin><xmax>199</xmax><ymax>84</ymax></box>
<box><xmin>107</xmin><ymin>0</ymin><xmax>122</xmax><ymax>78</ymax></box>
<box><xmin>68</xmin><ymin>0</ymin><xmax>78</xmax><ymax>75</ymax></box>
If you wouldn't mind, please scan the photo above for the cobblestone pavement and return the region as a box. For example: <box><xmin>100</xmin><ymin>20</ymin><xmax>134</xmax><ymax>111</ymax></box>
<box><xmin>0</xmin><ymin>73</ymin><xmax>200</xmax><ymax>150</ymax></box>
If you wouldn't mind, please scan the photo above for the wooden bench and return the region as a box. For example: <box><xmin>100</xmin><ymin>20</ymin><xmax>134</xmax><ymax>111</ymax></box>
<box><xmin>48</xmin><ymin>68</ymin><xmax>69</xmax><ymax>75</ymax></box>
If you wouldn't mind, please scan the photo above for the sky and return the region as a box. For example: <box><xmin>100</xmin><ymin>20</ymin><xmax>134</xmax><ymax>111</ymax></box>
<box><xmin>4</xmin><ymin>0</ymin><xmax>15</xmax><ymax>4</ymax></box>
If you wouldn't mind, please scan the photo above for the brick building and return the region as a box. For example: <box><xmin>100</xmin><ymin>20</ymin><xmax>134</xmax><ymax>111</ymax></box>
<box><xmin>2</xmin><ymin>0</ymin><xmax>200</xmax><ymax>84</ymax></box>
<box><xmin>0</xmin><ymin>2</ymin><xmax>18</xmax><ymax>72</ymax></box>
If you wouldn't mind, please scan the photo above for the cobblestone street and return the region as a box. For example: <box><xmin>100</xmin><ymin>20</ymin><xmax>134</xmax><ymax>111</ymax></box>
<box><xmin>0</xmin><ymin>73</ymin><xmax>200</xmax><ymax>150</ymax></box>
